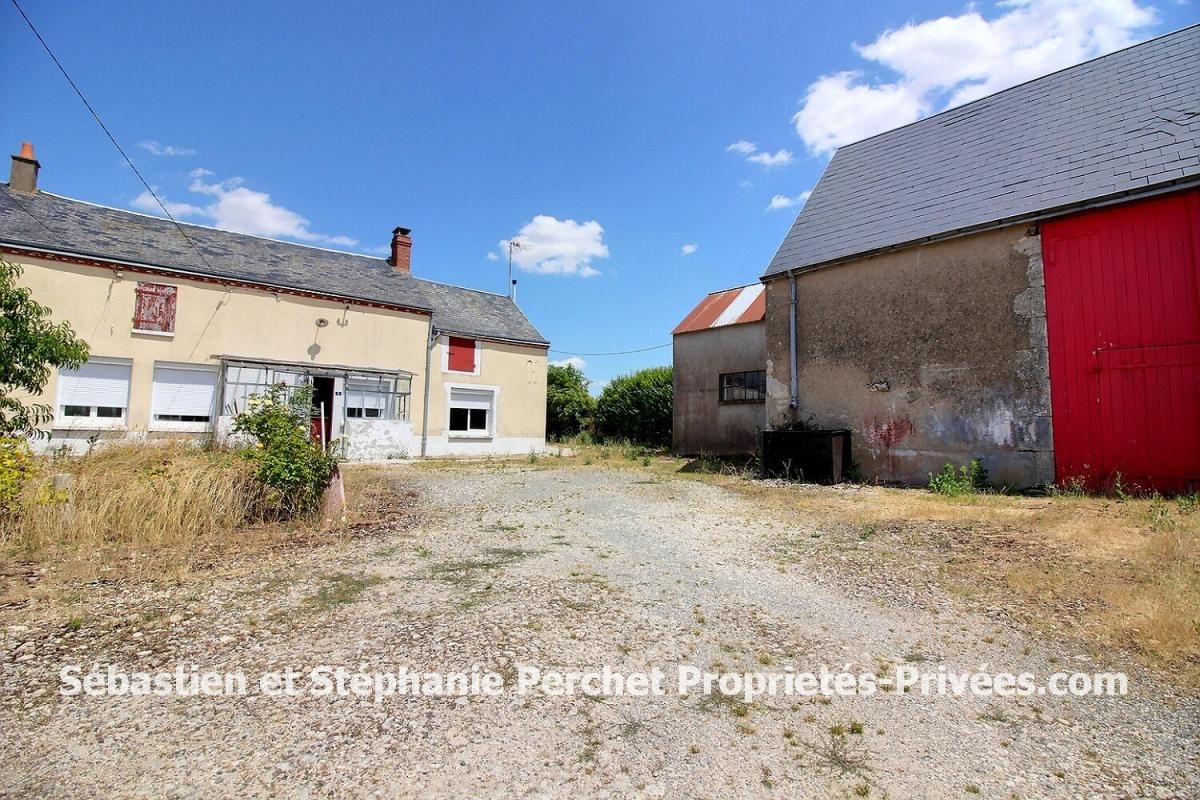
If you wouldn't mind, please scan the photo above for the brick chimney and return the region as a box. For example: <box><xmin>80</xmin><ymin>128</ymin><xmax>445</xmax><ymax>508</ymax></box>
<box><xmin>388</xmin><ymin>227</ymin><xmax>412</xmax><ymax>272</ymax></box>
<box><xmin>9</xmin><ymin>142</ymin><xmax>39</xmax><ymax>194</ymax></box>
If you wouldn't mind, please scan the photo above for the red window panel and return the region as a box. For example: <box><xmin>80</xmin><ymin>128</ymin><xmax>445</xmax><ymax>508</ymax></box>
<box><xmin>133</xmin><ymin>282</ymin><xmax>177</xmax><ymax>333</ymax></box>
<box><xmin>447</xmin><ymin>336</ymin><xmax>477</xmax><ymax>372</ymax></box>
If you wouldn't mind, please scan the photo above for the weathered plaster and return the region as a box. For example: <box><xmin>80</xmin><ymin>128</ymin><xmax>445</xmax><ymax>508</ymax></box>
<box><xmin>672</xmin><ymin>322</ymin><xmax>766</xmax><ymax>455</ymax></box>
<box><xmin>764</xmin><ymin>224</ymin><xmax>1055</xmax><ymax>488</ymax></box>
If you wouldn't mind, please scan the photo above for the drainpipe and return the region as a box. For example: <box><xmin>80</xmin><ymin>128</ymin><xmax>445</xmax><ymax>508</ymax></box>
<box><xmin>788</xmin><ymin>270</ymin><xmax>798</xmax><ymax>410</ymax></box>
<box><xmin>419</xmin><ymin>318</ymin><xmax>437</xmax><ymax>457</ymax></box>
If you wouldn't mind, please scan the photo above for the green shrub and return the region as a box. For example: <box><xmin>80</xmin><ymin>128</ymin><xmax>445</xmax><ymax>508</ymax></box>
<box><xmin>928</xmin><ymin>458</ymin><xmax>988</xmax><ymax>496</ymax></box>
<box><xmin>546</xmin><ymin>363</ymin><xmax>596</xmax><ymax>439</ymax></box>
<box><xmin>232</xmin><ymin>384</ymin><xmax>337</xmax><ymax>518</ymax></box>
<box><xmin>0</xmin><ymin>436</ymin><xmax>35</xmax><ymax>514</ymax></box>
<box><xmin>594</xmin><ymin>366</ymin><xmax>672</xmax><ymax>448</ymax></box>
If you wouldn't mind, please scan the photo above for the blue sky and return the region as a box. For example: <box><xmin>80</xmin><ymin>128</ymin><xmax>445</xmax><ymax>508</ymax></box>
<box><xmin>2</xmin><ymin>0</ymin><xmax>1195</xmax><ymax>392</ymax></box>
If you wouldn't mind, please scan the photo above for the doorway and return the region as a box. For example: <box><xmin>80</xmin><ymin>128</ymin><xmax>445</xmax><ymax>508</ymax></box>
<box><xmin>310</xmin><ymin>376</ymin><xmax>336</xmax><ymax>446</ymax></box>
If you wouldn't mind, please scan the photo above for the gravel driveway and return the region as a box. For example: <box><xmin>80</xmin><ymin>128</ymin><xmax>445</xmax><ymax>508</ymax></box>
<box><xmin>2</xmin><ymin>464</ymin><xmax>1197</xmax><ymax>799</ymax></box>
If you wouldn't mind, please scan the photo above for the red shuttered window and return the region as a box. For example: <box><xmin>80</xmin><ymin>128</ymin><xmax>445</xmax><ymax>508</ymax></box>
<box><xmin>447</xmin><ymin>336</ymin><xmax>477</xmax><ymax>372</ymax></box>
<box><xmin>133</xmin><ymin>282</ymin><xmax>177</xmax><ymax>333</ymax></box>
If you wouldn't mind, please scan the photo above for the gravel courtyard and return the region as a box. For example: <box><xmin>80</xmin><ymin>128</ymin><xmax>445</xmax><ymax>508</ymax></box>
<box><xmin>2</xmin><ymin>463</ymin><xmax>1197</xmax><ymax>799</ymax></box>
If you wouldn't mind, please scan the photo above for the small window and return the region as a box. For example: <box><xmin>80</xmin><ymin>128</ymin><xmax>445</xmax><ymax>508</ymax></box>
<box><xmin>448</xmin><ymin>388</ymin><xmax>493</xmax><ymax>434</ymax></box>
<box><xmin>56</xmin><ymin>359</ymin><xmax>132</xmax><ymax>425</ymax></box>
<box><xmin>719</xmin><ymin>370</ymin><xmax>767</xmax><ymax>403</ymax></box>
<box><xmin>133</xmin><ymin>282</ymin><xmax>178</xmax><ymax>334</ymax></box>
<box><xmin>446</xmin><ymin>336</ymin><xmax>478</xmax><ymax>373</ymax></box>
<box><xmin>152</xmin><ymin>364</ymin><xmax>217</xmax><ymax>426</ymax></box>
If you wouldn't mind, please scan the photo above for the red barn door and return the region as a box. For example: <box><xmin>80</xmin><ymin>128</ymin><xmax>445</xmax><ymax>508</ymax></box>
<box><xmin>1042</xmin><ymin>189</ymin><xmax>1200</xmax><ymax>492</ymax></box>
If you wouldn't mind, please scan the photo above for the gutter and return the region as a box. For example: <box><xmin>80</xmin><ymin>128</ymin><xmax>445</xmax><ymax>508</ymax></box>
<box><xmin>788</xmin><ymin>270</ymin><xmax>798</xmax><ymax>410</ymax></box>
<box><xmin>419</xmin><ymin>318</ymin><xmax>437</xmax><ymax>458</ymax></box>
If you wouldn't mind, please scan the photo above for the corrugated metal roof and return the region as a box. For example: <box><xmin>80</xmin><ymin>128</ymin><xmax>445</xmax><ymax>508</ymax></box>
<box><xmin>673</xmin><ymin>283</ymin><xmax>765</xmax><ymax>335</ymax></box>
<box><xmin>763</xmin><ymin>24</ymin><xmax>1200</xmax><ymax>278</ymax></box>
<box><xmin>0</xmin><ymin>185</ymin><xmax>548</xmax><ymax>345</ymax></box>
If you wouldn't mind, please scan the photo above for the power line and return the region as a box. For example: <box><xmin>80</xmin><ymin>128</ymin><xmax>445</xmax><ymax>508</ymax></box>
<box><xmin>550</xmin><ymin>342</ymin><xmax>671</xmax><ymax>357</ymax></box>
<box><xmin>8</xmin><ymin>0</ymin><xmax>219</xmax><ymax>275</ymax></box>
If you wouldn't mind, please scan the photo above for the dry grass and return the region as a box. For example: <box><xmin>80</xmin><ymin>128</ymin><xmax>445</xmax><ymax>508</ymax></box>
<box><xmin>726</xmin><ymin>479</ymin><xmax>1200</xmax><ymax>685</ymax></box>
<box><xmin>0</xmin><ymin>445</ymin><xmax>416</xmax><ymax>613</ymax></box>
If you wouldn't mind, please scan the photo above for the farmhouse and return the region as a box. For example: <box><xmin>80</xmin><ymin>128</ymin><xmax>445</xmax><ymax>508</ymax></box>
<box><xmin>672</xmin><ymin>283</ymin><xmax>765</xmax><ymax>455</ymax></box>
<box><xmin>0</xmin><ymin>145</ymin><xmax>549</xmax><ymax>458</ymax></box>
<box><xmin>761</xmin><ymin>26</ymin><xmax>1200</xmax><ymax>491</ymax></box>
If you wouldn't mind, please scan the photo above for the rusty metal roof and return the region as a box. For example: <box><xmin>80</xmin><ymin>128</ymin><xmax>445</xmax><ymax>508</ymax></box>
<box><xmin>672</xmin><ymin>283</ymin><xmax>765</xmax><ymax>335</ymax></box>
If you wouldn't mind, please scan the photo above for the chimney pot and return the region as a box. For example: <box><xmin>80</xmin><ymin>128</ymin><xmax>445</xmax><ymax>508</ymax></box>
<box><xmin>389</xmin><ymin>226</ymin><xmax>412</xmax><ymax>272</ymax></box>
<box><xmin>9</xmin><ymin>141</ymin><xmax>40</xmax><ymax>194</ymax></box>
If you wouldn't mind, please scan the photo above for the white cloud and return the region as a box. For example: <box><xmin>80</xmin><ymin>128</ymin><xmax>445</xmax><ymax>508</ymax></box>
<box><xmin>727</xmin><ymin>140</ymin><xmax>793</xmax><ymax>168</ymax></box>
<box><xmin>501</xmin><ymin>215</ymin><xmax>608</xmax><ymax>278</ymax></box>
<box><xmin>766</xmin><ymin>190</ymin><xmax>812</xmax><ymax>211</ymax></box>
<box><xmin>486</xmin><ymin>251</ymin><xmax>499</xmax><ymax>261</ymax></box>
<box><xmin>189</xmin><ymin>167</ymin><xmax>213</xmax><ymax>178</ymax></box>
<box><xmin>131</xmin><ymin>189</ymin><xmax>204</xmax><ymax>218</ymax></box>
<box><xmin>138</xmin><ymin>140</ymin><xmax>196</xmax><ymax>157</ymax></box>
<box><xmin>551</xmin><ymin>356</ymin><xmax>588</xmax><ymax>371</ymax></box>
<box><xmin>793</xmin><ymin>0</ymin><xmax>1157</xmax><ymax>156</ymax></box>
<box><xmin>681</xmin><ymin>243</ymin><xmax>698</xmax><ymax>256</ymax></box>
<box><xmin>129</xmin><ymin>171</ymin><xmax>359</xmax><ymax>247</ymax></box>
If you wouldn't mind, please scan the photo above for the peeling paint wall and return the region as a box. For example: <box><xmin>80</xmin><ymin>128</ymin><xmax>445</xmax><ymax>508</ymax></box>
<box><xmin>344</xmin><ymin>419</ymin><xmax>414</xmax><ymax>460</ymax></box>
<box><xmin>673</xmin><ymin>322</ymin><xmax>766</xmax><ymax>455</ymax></box>
<box><xmin>764</xmin><ymin>224</ymin><xmax>1054</xmax><ymax>488</ymax></box>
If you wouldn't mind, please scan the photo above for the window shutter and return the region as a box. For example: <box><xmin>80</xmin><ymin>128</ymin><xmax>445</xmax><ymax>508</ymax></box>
<box><xmin>447</xmin><ymin>337</ymin><xmax>477</xmax><ymax>372</ymax></box>
<box><xmin>152</xmin><ymin>365</ymin><xmax>217</xmax><ymax>417</ymax></box>
<box><xmin>134</xmin><ymin>283</ymin><xmax>177</xmax><ymax>333</ymax></box>
<box><xmin>449</xmin><ymin>388</ymin><xmax>492</xmax><ymax>409</ymax></box>
<box><xmin>58</xmin><ymin>361</ymin><xmax>130</xmax><ymax>407</ymax></box>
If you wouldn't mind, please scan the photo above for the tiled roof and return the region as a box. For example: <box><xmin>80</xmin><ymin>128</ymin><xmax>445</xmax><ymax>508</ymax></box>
<box><xmin>673</xmin><ymin>283</ymin><xmax>765</xmax><ymax>335</ymax></box>
<box><xmin>0</xmin><ymin>185</ymin><xmax>547</xmax><ymax>345</ymax></box>
<box><xmin>763</xmin><ymin>25</ymin><xmax>1200</xmax><ymax>278</ymax></box>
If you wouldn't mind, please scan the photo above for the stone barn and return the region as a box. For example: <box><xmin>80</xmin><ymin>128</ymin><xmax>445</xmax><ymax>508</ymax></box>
<box><xmin>761</xmin><ymin>26</ymin><xmax>1200</xmax><ymax>491</ymax></box>
<box><xmin>672</xmin><ymin>283</ymin><xmax>766</xmax><ymax>456</ymax></box>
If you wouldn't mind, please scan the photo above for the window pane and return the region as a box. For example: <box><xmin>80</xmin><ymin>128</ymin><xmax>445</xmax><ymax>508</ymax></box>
<box><xmin>62</xmin><ymin>405</ymin><xmax>90</xmax><ymax>417</ymax></box>
<box><xmin>96</xmin><ymin>407</ymin><xmax>124</xmax><ymax>418</ymax></box>
<box><xmin>468</xmin><ymin>408</ymin><xmax>488</xmax><ymax>430</ymax></box>
<box><xmin>449</xmin><ymin>407</ymin><xmax>469</xmax><ymax>431</ymax></box>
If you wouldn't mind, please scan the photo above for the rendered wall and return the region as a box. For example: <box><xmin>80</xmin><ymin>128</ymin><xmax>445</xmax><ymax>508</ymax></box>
<box><xmin>12</xmin><ymin>254</ymin><xmax>547</xmax><ymax>458</ymax></box>
<box><xmin>672</xmin><ymin>322</ymin><xmax>766</xmax><ymax>456</ymax></box>
<box><xmin>764</xmin><ymin>225</ymin><xmax>1053</xmax><ymax>488</ymax></box>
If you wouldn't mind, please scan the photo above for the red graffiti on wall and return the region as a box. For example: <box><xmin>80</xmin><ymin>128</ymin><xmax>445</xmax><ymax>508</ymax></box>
<box><xmin>862</xmin><ymin>416</ymin><xmax>914</xmax><ymax>450</ymax></box>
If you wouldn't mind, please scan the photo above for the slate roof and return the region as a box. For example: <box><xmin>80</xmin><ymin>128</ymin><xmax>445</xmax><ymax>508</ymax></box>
<box><xmin>0</xmin><ymin>184</ymin><xmax>547</xmax><ymax>345</ymax></box>
<box><xmin>673</xmin><ymin>284</ymin><xmax>765</xmax><ymax>335</ymax></box>
<box><xmin>763</xmin><ymin>25</ymin><xmax>1200</xmax><ymax>278</ymax></box>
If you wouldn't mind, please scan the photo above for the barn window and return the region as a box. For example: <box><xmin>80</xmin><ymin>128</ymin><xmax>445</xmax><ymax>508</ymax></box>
<box><xmin>56</xmin><ymin>358</ymin><xmax>132</xmax><ymax>425</ymax></box>
<box><xmin>446</xmin><ymin>336</ymin><xmax>479</xmax><ymax>373</ymax></box>
<box><xmin>448</xmin><ymin>387</ymin><xmax>493</xmax><ymax>435</ymax></box>
<box><xmin>719</xmin><ymin>370</ymin><xmax>766</xmax><ymax>403</ymax></box>
<box><xmin>133</xmin><ymin>282</ymin><xmax>177</xmax><ymax>334</ymax></box>
<box><xmin>345</xmin><ymin>375</ymin><xmax>411</xmax><ymax>421</ymax></box>
<box><xmin>152</xmin><ymin>364</ymin><xmax>218</xmax><ymax>426</ymax></box>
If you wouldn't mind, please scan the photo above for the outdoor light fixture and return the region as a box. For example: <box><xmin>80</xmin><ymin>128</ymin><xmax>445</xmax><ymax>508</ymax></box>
<box><xmin>316</xmin><ymin>318</ymin><xmax>329</xmax><ymax>328</ymax></box>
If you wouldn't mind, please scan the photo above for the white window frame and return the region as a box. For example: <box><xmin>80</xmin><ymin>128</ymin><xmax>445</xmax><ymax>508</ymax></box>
<box><xmin>445</xmin><ymin>383</ymin><xmax>499</xmax><ymax>439</ymax></box>
<box><xmin>55</xmin><ymin>357</ymin><xmax>132</xmax><ymax>430</ymax></box>
<box><xmin>440</xmin><ymin>335</ymin><xmax>482</xmax><ymax>376</ymax></box>
<box><xmin>344</xmin><ymin>375</ymin><xmax>411</xmax><ymax>422</ymax></box>
<box><xmin>150</xmin><ymin>362</ymin><xmax>219</xmax><ymax>432</ymax></box>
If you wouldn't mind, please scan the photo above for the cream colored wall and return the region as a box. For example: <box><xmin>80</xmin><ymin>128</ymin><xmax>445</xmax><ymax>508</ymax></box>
<box><xmin>14</xmin><ymin>255</ymin><xmax>430</xmax><ymax>434</ymax></box>
<box><xmin>427</xmin><ymin>336</ymin><xmax>548</xmax><ymax>440</ymax></box>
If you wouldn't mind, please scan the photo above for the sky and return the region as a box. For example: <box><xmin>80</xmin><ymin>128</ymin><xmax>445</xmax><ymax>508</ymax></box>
<box><xmin>1</xmin><ymin>0</ymin><xmax>1196</xmax><ymax>393</ymax></box>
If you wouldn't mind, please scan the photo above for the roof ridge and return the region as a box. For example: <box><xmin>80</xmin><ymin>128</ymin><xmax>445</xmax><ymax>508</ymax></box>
<box><xmin>834</xmin><ymin>22</ymin><xmax>1199</xmax><ymax>155</ymax></box>
<box><xmin>31</xmin><ymin>187</ymin><xmax>514</xmax><ymax>301</ymax></box>
<box><xmin>36</xmin><ymin>189</ymin><xmax>390</xmax><ymax>260</ymax></box>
